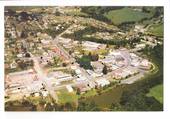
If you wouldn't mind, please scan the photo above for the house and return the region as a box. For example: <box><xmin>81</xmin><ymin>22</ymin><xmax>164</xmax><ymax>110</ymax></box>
<box><xmin>82</xmin><ymin>41</ymin><xmax>106</xmax><ymax>51</ymax></box>
<box><xmin>76</xmin><ymin>83</ymin><xmax>90</xmax><ymax>94</ymax></box>
<box><xmin>139</xmin><ymin>59</ymin><xmax>151</xmax><ymax>70</ymax></box>
<box><xmin>10</xmin><ymin>60</ymin><xmax>17</xmax><ymax>69</ymax></box>
<box><xmin>134</xmin><ymin>25</ymin><xmax>145</xmax><ymax>33</ymax></box>
<box><xmin>66</xmin><ymin>85</ymin><xmax>73</xmax><ymax>93</ymax></box>
<box><xmin>75</xmin><ymin>69</ymin><xmax>81</xmax><ymax>75</ymax></box>
<box><xmin>17</xmin><ymin>53</ymin><xmax>23</xmax><ymax>58</ymax></box>
<box><xmin>41</xmin><ymin>39</ymin><xmax>51</xmax><ymax>45</ymax></box>
<box><xmin>42</xmin><ymin>91</ymin><xmax>49</xmax><ymax>97</ymax></box>
<box><xmin>91</xmin><ymin>61</ymin><xmax>104</xmax><ymax>74</ymax></box>
<box><xmin>131</xmin><ymin>59</ymin><xmax>140</xmax><ymax>67</ymax></box>
<box><xmin>111</xmin><ymin>65</ymin><xmax>119</xmax><ymax>70</ymax></box>
<box><xmin>86</xmin><ymin>70</ymin><xmax>96</xmax><ymax>77</ymax></box>
<box><xmin>99</xmin><ymin>55</ymin><xmax>116</xmax><ymax>68</ymax></box>
<box><xmin>123</xmin><ymin>68</ymin><xmax>138</xmax><ymax>75</ymax></box>
<box><xmin>95</xmin><ymin>78</ymin><xmax>110</xmax><ymax>87</ymax></box>
<box><xmin>47</xmin><ymin>71</ymin><xmax>73</xmax><ymax>82</ymax></box>
<box><xmin>76</xmin><ymin>76</ymin><xmax>86</xmax><ymax>81</ymax></box>
<box><xmin>135</xmin><ymin>43</ymin><xmax>146</xmax><ymax>50</ymax></box>
<box><xmin>34</xmin><ymin>92</ymin><xmax>40</xmax><ymax>97</ymax></box>
<box><xmin>113</xmin><ymin>70</ymin><xmax>129</xmax><ymax>79</ymax></box>
<box><xmin>58</xmin><ymin>37</ymin><xmax>72</xmax><ymax>44</ymax></box>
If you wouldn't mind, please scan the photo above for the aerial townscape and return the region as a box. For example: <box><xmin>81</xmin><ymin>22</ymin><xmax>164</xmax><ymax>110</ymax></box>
<box><xmin>4</xmin><ymin>6</ymin><xmax>163</xmax><ymax>111</ymax></box>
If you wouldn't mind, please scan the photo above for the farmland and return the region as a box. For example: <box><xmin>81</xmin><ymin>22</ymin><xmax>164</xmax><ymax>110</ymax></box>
<box><xmin>104</xmin><ymin>7</ymin><xmax>153</xmax><ymax>25</ymax></box>
<box><xmin>147</xmin><ymin>84</ymin><xmax>163</xmax><ymax>104</ymax></box>
<box><xmin>148</xmin><ymin>23</ymin><xmax>163</xmax><ymax>37</ymax></box>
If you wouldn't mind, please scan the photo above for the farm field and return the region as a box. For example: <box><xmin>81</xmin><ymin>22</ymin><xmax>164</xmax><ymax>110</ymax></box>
<box><xmin>148</xmin><ymin>23</ymin><xmax>163</xmax><ymax>37</ymax></box>
<box><xmin>147</xmin><ymin>84</ymin><xmax>163</xmax><ymax>104</ymax></box>
<box><xmin>104</xmin><ymin>7</ymin><xmax>153</xmax><ymax>25</ymax></box>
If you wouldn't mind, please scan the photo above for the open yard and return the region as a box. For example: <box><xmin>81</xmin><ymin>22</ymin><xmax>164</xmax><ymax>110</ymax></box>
<box><xmin>80</xmin><ymin>89</ymin><xmax>97</xmax><ymax>98</ymax></box>
<box><xmin>57</xmin><ymin>88</ymin><xmax>78</xmax><ymax>104</ymax></box>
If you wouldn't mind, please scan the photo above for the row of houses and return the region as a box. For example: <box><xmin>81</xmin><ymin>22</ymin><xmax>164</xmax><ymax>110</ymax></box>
<box><xmin>47</xmin><ymin>71</ymin><xmax>74</xmax><ymax>83</ymax></box>
<box><xmin>130</xmin><ymin>53</ymin><xmax>151</xmax><ymax>70</ymax></box>
<box><xmin>5</xmin><ymin>69</ymin><xmax>44</xmax><ymax>97</ymax></box>
<box><xmin>82</xmin><ymin>41</ymin><xmax>106</xmax><ymax>51</ymax></box>
<box><xmin>112</xmin><ymin>68</ymin><xmax>139</xmax><ymax>79</ymax></box>
<box><xmin>73</xmin><ymin>78</ymin><xmax>111</xmax><ymax>94</ymax></box>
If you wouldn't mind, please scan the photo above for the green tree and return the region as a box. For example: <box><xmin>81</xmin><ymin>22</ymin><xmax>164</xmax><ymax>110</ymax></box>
<box><xmin>45</xmin><ymin>103</ymin><xmax>54</xmax><ymax>111</ymax></box>
<box><xmin>77</xmin><ymin>101</ymin><xmax>100</xmax><ymax>111</ymax></box>
<box><xmin>53</xmin><ymin>56</ymin><xmax>60</xmax><ymax>67</ymax></box>
<box><xmin>102</xmin><ymin>65</ymin><xmax>108</xmax><ymax>74</ymax></box>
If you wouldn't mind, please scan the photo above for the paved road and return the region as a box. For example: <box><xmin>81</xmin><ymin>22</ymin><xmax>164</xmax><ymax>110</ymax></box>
<box><xmin>53</xmin><ymin>27</ymin><xmax>96</xmax><ymax>88</ymax></box>
<box><xmin>31</xmin><ymin>54</ymin><xmax>58</xmax><ymax>102</ymax></box>
<box><xmin>120</xmin><ymin>72</ymin><xmax>144</xmax><ymax>84</ymax></box>
<box><xmin>32</xmin><ymin>24</ymin><xmax>147</xmax><ymax>96</ymax></box>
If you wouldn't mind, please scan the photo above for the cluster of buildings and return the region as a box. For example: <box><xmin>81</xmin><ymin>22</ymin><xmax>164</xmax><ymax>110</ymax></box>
<box><xmin>97</xmin><ymin>49</ymin><xmax>151</xmax><ymax>79</ymax></box>
<box><xmin>5</xmin><ymin>7</ymin><xmax>158</xmax><ymax>104</ymax></box>
<box><xmin>5</xmin><ymin>22</ymin><xmax>17</xmax><ymax>39</ymax></box>
<box><xmin>64</xmin><ymin>24</ymin><xmax>86</xmax><ymax>34</ymax></box>
<box><xmin>56</xmin><ymin>37</ymin><xmax>78</xmax><ymax>49</ymax></box>
<box><xmin>47</xmin><ymin>71</ymin><xmax>74</xmax><ymax>85</ymax></box>
<box><xmin>112</xmin><ymin>68</ymin><xmax>139</xmax><ymax>79</ymax></box>
<box><xmin>5</xmin><ymin>69</ymin><xmax>47</xmax><ymax>100</ymax></box>
<box><xmin>130</xmin><ymin>53</ymin><xmax>152</xmax><ymax>70</ymax></box>
<box><xmin>95</xmin><ymin>78</ymin><xmax>110</xmax><ymax>87</ymax></box>
<box><xmin>99</xmin><ymin>50</ymin><xmax>126</xmax><ymax>71</ymax></box>
<box><xmin>85</xmin><ymin>31</ymin><xmax>126</xmax><ymax>41</ymax></box>
<box><xmin>82</xmin><ymin>41</ymin><xmax>106</xmax><ymax>51</ymax></box>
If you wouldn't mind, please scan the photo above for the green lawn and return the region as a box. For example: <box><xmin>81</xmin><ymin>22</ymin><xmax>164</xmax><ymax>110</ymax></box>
<box><xmin>148</xmin><ymin>23</ymin><xmax>163</xmax><ymax>37</ymax></box>
<box><xmin>104</xmin><ymin>7</ymin><xmax>153</xmax><ymax>25</ymax></box>
<box><xmin>80</xmin><ymin>89</ymin><xmax>97</xmax><ymax>98</ymax></box>
<box><xmin>58</xmin><ymin>91</ymin><xmax>78</xmax><ymax>104</ymax></box>
<box><xmin>147</xmin><ymin>84</ymin><xmax>163</xmax><ymax>104</ymax></box>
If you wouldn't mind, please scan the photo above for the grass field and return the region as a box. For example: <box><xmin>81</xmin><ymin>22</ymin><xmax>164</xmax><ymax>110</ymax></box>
<box><xmin>80</xmin><ymin>89</ymin><xmax>97</xmax><ymax>98</ymax></box>
<box><xmin>148</xmin><ymin>23</ymin><xmax>163</xmax><ymax>37</ymax></box>
<box><xmin>146</xmin><ymin>84</ymin><xmax>163</xmax><ymax>104</ymax></box>
<box><xmin>57</xmin><ymin>88</ymin><xmax>78</xmax><ymax>104</ymax></box>
<box><xmin>104</xmin><ymin>7</ymin><xmax>153</xmax><ymax>25</ymax></box>
<box><xmin>85</xmin><ymin>85</ymin><xmax>124</xmax><ymax>108</ymax></box>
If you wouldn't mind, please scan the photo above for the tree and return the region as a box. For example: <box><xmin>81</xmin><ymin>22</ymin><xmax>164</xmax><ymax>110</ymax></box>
<box><xmin>106</xmin><ymin>44</ymin><xmax>109</xmax><ymax>48</ymax></box>
<box><xmin>154</xmin><ymin>7</ymin><xmax>163</xmax><ymax>18</ymax></box>
<box><xmin>63</xmin><ymin>102</ymin><xmax>77</xmax><ymax>111</ymax></box>
<box><xmin>119</xmin><ymin>90</ymin><xmax>163</xmax><ymax>111</ymax></box>
<box><xmin>142</xmin><ymin>7</ymin><xmax>150</xmax><ymax>13</ymax></box>
<box><xmin>78</xmin><ymin>55</ymin><xmax>93</xmax><ymax>70</ymax></box>
<box><xmin>45</xmin><ymin>103</ymin><xmax>54</xmax><ymax>111</ymax></box>
<box><xmin>69</xmin><ymin>50</ymin><xmax>73</xmax><ymax>55</ymax></box>
<box><xmin>110</xmin><ymin>103</ymin><xmax>123</xmax><ymax>111</ymax></box>
<box><xmin>102</xmin><ymin>65</ymin><xmax>108</xmax><ymax>74</ymax></box>
<box><xmin>20</xmin><ymin>31</ymin><xmax>28</xmax><ymax>38</ymax></box>
<box><xmin>25</xmin><ymin>52</ymin><xmax>31</xmax><ymax>57</ymax></box>
<box><xmin>77</xmin><ymin>101</ymin><xmax>100</xmax><ymax>111</ymax></box>
<box><xmin>53</xmin><ymin>56</ymin><xmax>60</xmax><ymax>67</ymax></box>
<box><xmin>62</xmin><ymin>62</ymin><xmax>67</xmax><ymax>67</ymax></box>
<box><xmin>6</xmin><ymin>9</ymin><xmax>16</xmax><ymax>16</ymax></box>
<box><xmin>18</xmin><ymin>60</ymin><xmax>26</xmax><ymax>70</ymax></box>
<box><xmin>55</xmin><ymin>11</ymin><xmax>61</xmax><ymax>16</ymax></box>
